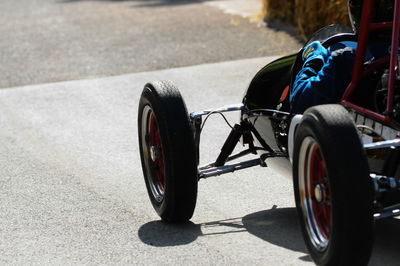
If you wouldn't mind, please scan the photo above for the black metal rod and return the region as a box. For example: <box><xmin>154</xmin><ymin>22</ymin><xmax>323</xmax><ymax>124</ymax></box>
<box><xmin>199</xmin><ymin>158</ymin><xmax>263</xmax><ymax>179</ymax></box>
<box><xmin>192</xmin><ymin>116</ymin><xmax>202</xmax><ymax>166</ymax></box>
<box><xmin>374</xmin><ymin>202</ymin><xmax>400</xmax><ymax>220</ymax></box>
<box><xmin>214</xmin><ymin>124</ymin><xmax>243</xmax><ymax>167</ymax></box>
<box><xmin>225</xmin><ymin>147</ymin><xmax>265</xmax><ymax>163</ymax></box>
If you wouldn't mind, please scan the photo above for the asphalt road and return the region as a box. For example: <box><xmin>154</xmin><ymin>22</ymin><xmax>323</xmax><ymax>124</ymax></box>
<box><xmin>1</xmin><ymin>57</ymin><xmax>400</xmax><ymax>265</ymax></box>
<box><xmin>0</xmin><ymin>0</ymin><xmax>301</xmax><ymax>89</ymax></box>
<box><xmin>1</xmin><ymin>0</ymin><xmax>400</xmax><ymax>265</ymax></box>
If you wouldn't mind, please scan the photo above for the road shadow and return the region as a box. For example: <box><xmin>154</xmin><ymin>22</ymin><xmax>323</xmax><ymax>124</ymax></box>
<box><xmin>138</xmin><ymin>220</ymin><xmax>201</xmax><ymax>247</ymax></box>
<box><xmin>243</xmin><ymin>207</ymin><xmax>400</xmax><ymax>265</ymax></box>
<box><xmin>242</xmin><ymin>206</ymin><xmax>311</xmax><ymax>261</ymax></box>
<box><xmin>138</xmin><ymin>205</ymin><xmax>310</xmax><ymax>262</ymax></box>
<box><xmin>137</xmin><ymin>217</ymin><xmax>247</xmax><ymax>247</ymax></box>
<box><xmin>138</xmin><ymin>206</ymin><xmax>400</xmax><ymax>264</ymax></box>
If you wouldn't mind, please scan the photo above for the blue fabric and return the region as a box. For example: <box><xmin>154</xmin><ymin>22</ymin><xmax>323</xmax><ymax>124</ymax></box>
<box><xmin>302</xmin><ymin>41</ymin><xmax>330</xmax><ymax>66</ymax></box>
<box><xmin>290</xmin><ymin>40</ymin><xmax>391</xmax><ymax>114</ymax></box>
<box><xmin>290</xmin><ymin>41</ymin><xmax>355</xmax><ymax>114</ymax></box>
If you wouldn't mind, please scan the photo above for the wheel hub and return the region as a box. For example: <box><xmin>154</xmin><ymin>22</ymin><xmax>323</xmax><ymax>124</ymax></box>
<box><xmin>150</xmin><ymin>145</ymin><xmax>161</xmax><ymax>162</ymax></box>
<box><xmin>314</xmin><ymin>183</ymin><xmax>325</xmax><ymax>203</ymax></box>
<box><xmin>142</xmin><ymin>107</ymin><xmax>166</xmax><ymax>200</ymax></box>
<box><xmin>298</xmin><ymin>137</ymin><xmax>331</xmax><ymax>251</ymax></box>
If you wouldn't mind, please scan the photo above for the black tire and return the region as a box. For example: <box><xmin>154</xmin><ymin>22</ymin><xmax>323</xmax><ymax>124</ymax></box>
<box><xmin>138</xmin><ymin>80</ymin><xmax>198</xmax><ymax>222</ymax></box>
<box><xmin>292</xmin><ymin>104</ymin><xmax>374</xmax><ymax>265</ymax></box>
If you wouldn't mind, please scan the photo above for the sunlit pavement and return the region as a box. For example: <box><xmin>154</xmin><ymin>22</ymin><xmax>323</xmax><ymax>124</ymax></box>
<box><xmin>205</xmin><ymin>0</ymin><xmax>262</xmax><ymax>18</ymax></box>
<box><xmin>0</xmin><ymin>0</ymin><xmax>301</xmax><ymax>89</ymax></box>
<box><xmin>1</xmin><ymin>56</ymin><xmax>399</xmax><ymax>265</ymax></box>
<box><xmin>1</xmin><ymin>1</ymin><xmax>398</xmax><ymax>265</ymax></box>
<box><xmin>0</xmin><ymin>57</ymin><xmax>309</xmax><ymax>265</ymax></box>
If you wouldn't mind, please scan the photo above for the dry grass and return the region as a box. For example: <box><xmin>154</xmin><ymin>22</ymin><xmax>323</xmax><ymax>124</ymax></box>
<box><xmin>262</xmin><ymin>0</ymin><xmax>295</xmax><ymax>23</ymax></box>
<box><xmin>262</xmin><ymin>0</ymin><xmax>349</xmax><ymax>39</ymax></box>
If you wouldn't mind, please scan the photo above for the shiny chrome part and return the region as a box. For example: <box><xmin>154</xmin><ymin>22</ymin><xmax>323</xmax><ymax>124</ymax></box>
<box><xmin>150</xmin><ymin>145</ymin><xmax>161</xmax><ymax>162</ymax></box>
<box><xmin>364</xmin><ymin>138</ymin><xmax>400</xmax><ymax>150</ymax></box>
<box><xmin>298</xmin><ymin>136</ymin><xmax>330</xmax><ymax>251</ymax></box>
<box><xmin>314</xmin><ymin>184</ymin><xmax>325</xmax><ymax>203</ymax></box>
<box><xmin>374</xmin><ymin>203</ymin><xmax>400</xmax><ymax>219</ymax></box>
<box><xmin>288</xmin><ymin>115</ymin><xmax>303</xmax><ymax>163</ymax></box>
<box><xmin>190</xmin><ymin>103</ymin><xmax>246</xmax><ymax>166</ymax></box>
<box><xmin>248</xmin><ymin>108</ymin><xmax>291</xmax><ymax>116</ymax></box>
<box><xmin>190</xmin><ymin>103</ymin><xmax>245</xmax><ymax>119</ymax></box>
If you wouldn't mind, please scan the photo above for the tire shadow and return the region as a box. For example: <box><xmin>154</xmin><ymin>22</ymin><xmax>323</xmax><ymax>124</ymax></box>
<box><xmin>242</xmin><ymin>206</ymin><xmax>311</xmax><ymax>262</ymax></box>
<box><xmin>138</xmin><ymin>205</ymin><xmax>311</xmax><ymax>263</ymax></box>
<box><xmin>137</xmin><ymin>217</ymin><xmax>247</xmax><ymax>247</ymax></box>
<box><xmin>138</xmin><ymin>207</ymin><xmax>400</xmax><ymax>264</ymax></box>
<box><xmin>138</xmin><ymin>221</ymin><xmax>201</xmax><ymax>247</ymax></box>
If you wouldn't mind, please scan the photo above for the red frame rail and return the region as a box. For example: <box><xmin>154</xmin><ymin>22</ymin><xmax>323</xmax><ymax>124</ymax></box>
<box><xmin>341</xmin><ymin>0</ymin><xmax>400</xmax><ymax>127</ymax></box>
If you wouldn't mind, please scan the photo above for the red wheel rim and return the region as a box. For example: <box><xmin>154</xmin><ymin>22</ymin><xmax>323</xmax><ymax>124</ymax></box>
<box><xmin>308</xmin><ymin>145</ymin><xmax>331</xmax><ymax>240</ymax></box>
<box><xmin>298</xmin><ymin>137</ymin><xmax>331</xmax><ymax>251</ymax></box>
<box><xmin>149</xmin><ymin>112</ymin><xmax>165</xmax><ymax>193</ymax></box>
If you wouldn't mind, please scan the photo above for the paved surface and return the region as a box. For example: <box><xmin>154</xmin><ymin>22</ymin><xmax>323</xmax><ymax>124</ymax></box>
<box><xmin>205</xmin><ymin>0</ymin><xmax>262</xmax><ymax>18</ymax></box>
<box><xmin>1</xmin><ymin>57</ymin><xmax>400</xmax><ymax>265</ymax></box>
<box><xmin>1</xmin><ymin>0</ymin><xmax>399</xmax><ymax>265</ymax></box>
<box><xmin>0</xmin><ymin>0</ymin><xmax>301</xmax><ymax>89</ymax></box>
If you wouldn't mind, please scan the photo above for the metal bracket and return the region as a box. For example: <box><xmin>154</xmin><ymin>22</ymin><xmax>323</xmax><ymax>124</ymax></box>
<box><xmin>374</xmin><ymin>203</ymin><xmax>400</xmax><ymax>220</ymax></box>
<box><xmin>198</xmin><ymin>152</ymin><xmax>285</xmax><ymax>179</ymax></box>
<box><xmin>370</xmin><ymin>173</ymin><xmax>400</xmax><ymax>219</ymax></box>
<box><xmin>189</xmin><ymin>103</ymin><xmax>246</xmax><ymax>167</ymax></box>
<box><xmin>364</xmin><ymin>138</ymin><xmax>400</xmax><ymax>150</ymax></box>
<box><xmin>371</xmin><ymin>173</ymin><xmax>399</xmax><ymax>193</ymax></box>
<box><xmin>190</xmin><ymin>103</ymin><xmax>285</xmax><ymax>180</ymax></box>
<box><xmin>198</xmin><ymin>157</ymin><xmax>265</xmax><ymax>179</ymax></box>
<box><xmin>190</xmin><ymin>103</ymin><xmax>245</xmax><ymax>119</ymax></box>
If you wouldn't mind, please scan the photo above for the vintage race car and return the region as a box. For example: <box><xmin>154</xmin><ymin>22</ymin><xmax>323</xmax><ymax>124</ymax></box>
<box><xmin>138</xmin><ymin>0</ymin><xmax>400</xmax><ymax>264</ymax></box>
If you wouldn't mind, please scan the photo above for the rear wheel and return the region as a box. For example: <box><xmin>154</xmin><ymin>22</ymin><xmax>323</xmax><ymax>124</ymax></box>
<box><xmin>138</xmin><ymin>81</ymin><xmax>198</xmax><ymax>222</ymax></box>
<box><xmin>293</xmin><ymin>104</ymin><xmax>374</xmax><ymax>265</ymax></box>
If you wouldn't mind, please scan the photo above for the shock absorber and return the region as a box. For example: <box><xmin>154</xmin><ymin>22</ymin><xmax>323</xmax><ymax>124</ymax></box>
<box><xmin>214</xmin><ymin>124</ymin><xmax>242</xmax><ymax>167</ymax></box>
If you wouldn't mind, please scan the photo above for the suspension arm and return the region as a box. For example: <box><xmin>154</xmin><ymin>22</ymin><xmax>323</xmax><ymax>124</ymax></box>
<box><xmin>198</xmin><ymin>152</ymin><xmax>285</xmax><ymax>179</ymax></box>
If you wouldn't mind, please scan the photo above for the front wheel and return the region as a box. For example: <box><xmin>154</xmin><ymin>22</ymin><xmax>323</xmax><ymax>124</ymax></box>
<box><xmin>138</xmin><ymin>81</ymin><xmax>198</xmax><ymax>222</ymax></box>
<box><xmin>293</xmin><ymin>104</ymin><xmax>374</xmax><ymax>265</ymax></box>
